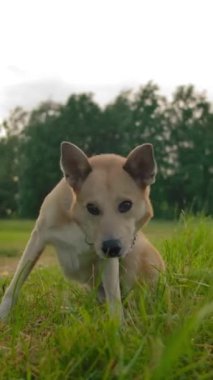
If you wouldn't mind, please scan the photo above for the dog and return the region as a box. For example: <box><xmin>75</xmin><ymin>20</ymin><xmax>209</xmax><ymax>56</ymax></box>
<box><xmin>0</xmin><ymin>142</ymin><xmax>165</xmax><ymax>321</ymax></box>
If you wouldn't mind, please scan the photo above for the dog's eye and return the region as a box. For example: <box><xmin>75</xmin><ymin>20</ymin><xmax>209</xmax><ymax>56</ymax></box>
<box><xmin>86</xmin><ymin>203</ymin><xmax>100</xmax><ymax>215</ymax></box>
<box><xmin>118</xmin><ymin>200</ymin><xmax>133</xmax><ymax>213</ymax></box>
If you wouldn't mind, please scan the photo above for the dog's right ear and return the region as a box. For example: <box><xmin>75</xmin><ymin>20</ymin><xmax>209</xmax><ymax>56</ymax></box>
<box><xmin>123</xmin><ymin>143</ymin><xmax>157</xmax><ymax>187</ymax></box>
<box><xmin>60</xmin><ymin>142</ymin><xmax>92</xmax><ymax>192</ymax></box>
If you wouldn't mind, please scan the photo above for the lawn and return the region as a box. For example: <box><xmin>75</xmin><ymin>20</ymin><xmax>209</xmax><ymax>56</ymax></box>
<box><xmin>0</xmin><ymin>215</ymin><xmax>212</xmax><ymax>380</ymax></box>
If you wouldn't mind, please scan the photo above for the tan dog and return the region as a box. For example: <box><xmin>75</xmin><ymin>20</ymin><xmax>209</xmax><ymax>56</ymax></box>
<box><xmin>0</xmin><ymin>142</ymin><xmax>165</xmax><ymax>321</ymax></box>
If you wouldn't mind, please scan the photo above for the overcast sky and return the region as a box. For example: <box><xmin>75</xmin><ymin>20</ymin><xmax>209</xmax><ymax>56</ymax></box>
<box><xmin>0</xmin><ymin>0</ymin><xmax>213</xmax><ymax>122</ymax></box>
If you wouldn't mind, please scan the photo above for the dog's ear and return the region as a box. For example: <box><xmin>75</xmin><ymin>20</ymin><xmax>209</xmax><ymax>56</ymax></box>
<box><xmin>60</xmin><ymin>142</ymin><xmax>92</xmax><ymax>191</ymax></box>
<box><xmin>123</xmin><ymin>144</ymin><xmax>157</xmax><ymax>186</ymax></box>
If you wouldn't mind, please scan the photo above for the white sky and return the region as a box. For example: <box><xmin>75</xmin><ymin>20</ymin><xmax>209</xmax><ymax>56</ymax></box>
<box><xmin>0</xmin><ymin>0</ymin><xmax>213</xmax><ymax>122</ymax></box>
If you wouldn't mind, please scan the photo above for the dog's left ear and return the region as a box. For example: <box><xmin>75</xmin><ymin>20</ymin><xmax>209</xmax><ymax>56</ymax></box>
<box><xmin>123</xmin><ymin>144</ymin><xmax>157</xmax><ymax>186</ymax></box>
<box><xmin>60</xmin><ymin>142</ymin><xmax>92</xmax><ymax>192</ymax></box>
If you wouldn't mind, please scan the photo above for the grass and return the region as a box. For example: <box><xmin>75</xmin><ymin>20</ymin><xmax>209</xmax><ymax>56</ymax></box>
<box><xmin>0</xmin><ymin>220</ymin><xmax>55</xmax><ymax>259</ymax></box>
<box><xmin>0</xmin><ymin>215</ymin><xmax>212</xmax><ymax>379</ymax></box>
<box><xmin>0</xmin><ymin>220</ymin><xmax>35</xmax><ymax>257</ymax></box>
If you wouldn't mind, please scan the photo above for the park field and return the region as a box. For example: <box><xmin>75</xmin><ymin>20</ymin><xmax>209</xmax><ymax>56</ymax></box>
<box><xmin>0</xmin><ymin>215</ymin><xmax>212</xmax><ymax>379</ymax></box>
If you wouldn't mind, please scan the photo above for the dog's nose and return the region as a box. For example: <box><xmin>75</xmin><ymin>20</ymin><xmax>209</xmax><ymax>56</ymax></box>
<box><xmin>102</xmin><ymin>239</ymin><xmax>122</xmax><ymax>258</ymax></box>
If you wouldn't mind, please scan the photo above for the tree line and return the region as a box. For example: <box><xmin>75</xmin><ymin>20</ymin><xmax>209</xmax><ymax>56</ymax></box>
<box><xmin>0</xmin><ymin>82</ymin><xmax>212</xmax><ymax>218</ymax></box>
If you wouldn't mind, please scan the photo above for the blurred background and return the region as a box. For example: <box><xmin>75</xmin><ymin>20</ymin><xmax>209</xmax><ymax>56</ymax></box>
<box><xmin>0</xmin><ymin>0</ymin><xmax>212</xmax><ymax>219</ymax></box>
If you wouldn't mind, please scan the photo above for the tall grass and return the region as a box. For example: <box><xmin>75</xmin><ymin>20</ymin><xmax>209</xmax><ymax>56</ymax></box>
<box><xmin>0</xmin><ymin>215</ymin><xmax>212</xmax><ymax>380</ymax></box>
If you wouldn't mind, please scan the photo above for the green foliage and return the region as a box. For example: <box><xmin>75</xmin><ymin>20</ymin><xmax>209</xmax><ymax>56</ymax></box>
<box><xmin>166</xmin><ymin>86</ymin><xmax>213</xmax><ymax>215</ymax></box>
<box><xmin>0</xmin><ymin>136</ymin><xmax>19</xmax><ymax>217</ymax></box>
<box><xmin>0</xmin><ymin>83</ymin><xmax>212</xmax><ymax>218</ymax></box>
<box><xmin>17</xmin><ymin>95</ymin><xmax>102</xmax><ymax>217</ymax></box>
<box><xmin>0</xmin><ymin>215</ymin><xmax>212</xmax><ymax>379</ymax></box>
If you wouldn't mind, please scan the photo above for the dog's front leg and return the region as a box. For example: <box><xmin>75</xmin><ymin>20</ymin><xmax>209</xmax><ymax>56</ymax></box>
<box><xmin>101</xmin><ymin>258</ymin><xmax>123</xmax><ymax>321</ymax></box>
<box><xmin>0</xmin><ymin>219</ymin><xmax>45</xmax><ymax>321</ymax></box>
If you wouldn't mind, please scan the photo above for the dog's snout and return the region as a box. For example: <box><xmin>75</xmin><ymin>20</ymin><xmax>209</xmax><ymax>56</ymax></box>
<box><xmin>102</xmin><ymin>239</ymin><xmax>122</xmax><ymax>258</ymax></box>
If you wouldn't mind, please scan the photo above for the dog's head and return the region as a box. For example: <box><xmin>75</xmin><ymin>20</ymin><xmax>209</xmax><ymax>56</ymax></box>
<box><xmin>60</xmin><ymin>142</ymin><xmax>157</xmax><ymax>259</ymax></box>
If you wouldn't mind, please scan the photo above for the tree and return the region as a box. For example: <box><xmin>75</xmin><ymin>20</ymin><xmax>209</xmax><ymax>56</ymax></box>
<box><xmin>166</xmin><ymin>85</ymin><xmax>213</xmax><ymax>214</ymax></box>
<box><xmin>130</xmin><ymin>83</ymin><xmax>171</xmax><ymax>216</ymax></box>
<box><xmin>1</xmin><ymin>85</ymin><xmax>212</xmax><ymax>219</ymax></box>
<box><xmin>101</xmin><ymin>90</ymin><xmax>133</xmax><ymax>155</ymax></box>
<box><xmin>0</xmin><ymin>107</ymin><xmax>28</xmax><ymax>217</ymax></box>
<box><xmin>1</xmin><ymin>107</ymin><xmax>29</xmax><ymax>137</ymax></box>
<box><xmin>18</xmin><ymin>95</ymin><xmax>102</xmax><ymax>217</ymax></box>
<box><xmin>0</xmin><ymin>136</ymin><xmax>19</xmax><ymax>216</ymax></box>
